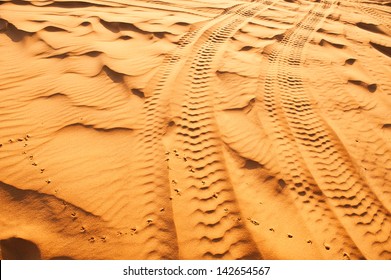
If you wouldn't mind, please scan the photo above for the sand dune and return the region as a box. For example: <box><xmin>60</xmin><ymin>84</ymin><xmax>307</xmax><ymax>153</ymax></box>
<box><xmin>0</xmin><ymin>0</ymin><xmax>390</xmax><ymax>259</ymax></box>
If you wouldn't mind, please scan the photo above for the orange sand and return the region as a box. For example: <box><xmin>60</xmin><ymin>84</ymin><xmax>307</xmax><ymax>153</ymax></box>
<box><xmin>0</xmin><ymin>0</ymin><xmax>390</xmax><ymax>260</ymax></box>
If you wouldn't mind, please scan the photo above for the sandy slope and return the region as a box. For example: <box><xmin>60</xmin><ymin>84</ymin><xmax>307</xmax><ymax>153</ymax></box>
<box><xmin>0</xmin><ymin>0</ymin><xmax>390</xmax><ymax>260</ymax></box>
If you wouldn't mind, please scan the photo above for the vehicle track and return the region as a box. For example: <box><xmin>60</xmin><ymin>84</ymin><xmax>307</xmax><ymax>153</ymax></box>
<box><xmin>260</xmin><ymin>0</ymin><xmax>379</xmax><ymax>259</ymax></box>
<box><xmin>167</xmin><ymin>1</ymin><xmax>279</xmax><ymax>259</ymax></box>
<box><xmin>124</xmin><ymin>0</ymin><xmax>278</xmax><ymax>259</ymax></box>
<box><xmin>264</xmin><ymin>0</ymin><xmax>391</xmax><ymax>259</ymax></box>
<box><xmin>351</xmin><ymin>0</ymin><xmax>391</xmax><ymax>34</ymax></box>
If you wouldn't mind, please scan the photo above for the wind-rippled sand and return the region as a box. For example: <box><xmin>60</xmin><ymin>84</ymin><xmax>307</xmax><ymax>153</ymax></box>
<box><xmin>0</xmin><ymin>0</ymin><xmax>390</xmax><ymax>260</ymax></box>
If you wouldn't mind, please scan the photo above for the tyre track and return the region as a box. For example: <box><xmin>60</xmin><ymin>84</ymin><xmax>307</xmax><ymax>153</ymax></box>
<box><xmin>262</xmin><ymin>0</ymin><xmax>368</xmax><ymax>259</ymax></box>
<box><xmin>317</xmin><ymin>57</ymin><xmax>391</xmax><ymax>203</ymax></box>
<box><xmin>104</xmin><ymin>2</ymin><xmax>252</xmax><ymax>259</ymax></box>
<box><xmin>264</xmin><ymin>0</ymin><xmax>391</xmax><ymax>259</ymax></box>
<box><xmin>168</xmin><ymin>1</ymin><xmax>279</xmax><ymax>259</ymax></box>
<box><xmin>351</xmin><ymin>0</ymin><xmax>391</xmax><ymax>34</ymax></box>
<box><xmin>123</xmin><ymin>1</ymin><xmax>277</xmax><ymax>259</ymax></box>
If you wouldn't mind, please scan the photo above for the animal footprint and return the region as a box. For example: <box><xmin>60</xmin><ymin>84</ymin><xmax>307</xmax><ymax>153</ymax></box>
<box><xmin>247</xmin><ymin>218</ymin><xmax>259</xmax><ymax>226</ymax></box>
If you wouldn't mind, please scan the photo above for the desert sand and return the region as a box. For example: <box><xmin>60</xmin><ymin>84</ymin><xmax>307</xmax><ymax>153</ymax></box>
<box><xmin>0</xmin><ymin>0</ymin><xmax>390</xmax><ymax>260</ymax></box>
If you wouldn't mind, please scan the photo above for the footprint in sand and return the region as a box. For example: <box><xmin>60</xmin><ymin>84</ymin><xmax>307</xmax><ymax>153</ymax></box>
<box><xmin>247</xmin><ymin>218</ymin><xmax>259</xmax><ymax>226</ymax></box>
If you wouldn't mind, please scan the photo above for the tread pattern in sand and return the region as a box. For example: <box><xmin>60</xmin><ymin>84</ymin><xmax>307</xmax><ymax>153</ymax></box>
<box><xmin>0</xmin><ymin>0</ymin><xmax>390</xmax><ymax>259</ymax></box>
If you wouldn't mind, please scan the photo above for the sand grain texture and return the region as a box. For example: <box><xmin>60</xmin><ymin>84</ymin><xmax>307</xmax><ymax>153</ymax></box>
<box><xmin>0</xmin><ymin>0</ymin><xmax>390</xmax><ymax>259</ymax></box>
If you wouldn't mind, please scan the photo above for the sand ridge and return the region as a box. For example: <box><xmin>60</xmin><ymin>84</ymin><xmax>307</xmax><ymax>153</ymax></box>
<box><xmin>0</xmin><ymin>0</ymin><xmax>390</xmax><ymax>259</ymax></box>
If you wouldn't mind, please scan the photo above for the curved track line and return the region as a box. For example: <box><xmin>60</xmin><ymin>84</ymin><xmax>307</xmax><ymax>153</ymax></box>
<box><xmin>351</xmin><ymin>0</ymin><xmax>391</xmax><ymax>34</ymax></box>
<box><xmin>168</xmin><ymin>1</ymin><xmax>279</xmax><ymax>259</ymax></box>
<box><xmin>106</xmin><ymin>3</ymin><xmax>250</xmax><ymax>260</ymax></box>
<box><xmin>123</xmin><ymin>1</ymin><xmax>278</xmax><ymax>259</ymax></box>
<box><xmin>261</xmin><ymin>0</ymin><xmax>373</xmax><ymax>259</ymax></box>
<box><xmin>264</xmin><ymin>0</ymin><xmax>391</xmax><ymax>259</ymax></box>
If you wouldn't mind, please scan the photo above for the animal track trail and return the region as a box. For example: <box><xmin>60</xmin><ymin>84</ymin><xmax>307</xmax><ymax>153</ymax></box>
<box><xmin>167</xmin><ymin>2</ymin><xmax>279</xmax><ymax>259</ymax></box>
<box><xmin>263</xmin><ymin>0</ymin><xmax>369</xmax><ymax>259</ymax></box>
